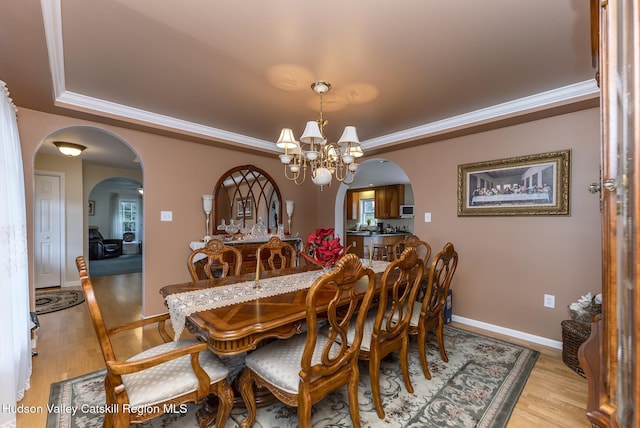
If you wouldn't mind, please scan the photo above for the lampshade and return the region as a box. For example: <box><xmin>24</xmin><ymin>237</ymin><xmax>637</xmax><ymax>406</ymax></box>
<box><xmin>276</xmin><ymin>128</ymin><xmax>297</xmax><ymax>149</ymax></box>
<box><xmin>286</xmin><ymin>200</ymin><xmax>294</xmax><ymax>216</ymax></box>
<box><xmin>202</xmin><ymin>194</ymin><xmax>213</xmax><ymax>213</ymax></box>
<box><xmin>337</xmin><ymin>126</ymin><xmax>360</xmax><ymax>145</ymax></box>
<box><xmin>54</xmin><ymin>141</ymin><xmax>86</xmax><ymax>157</ymax></box>
<box><xmin>300</xmin><ymin>121</ymin><xmax>325</xmax><ymax>145</ymax></box>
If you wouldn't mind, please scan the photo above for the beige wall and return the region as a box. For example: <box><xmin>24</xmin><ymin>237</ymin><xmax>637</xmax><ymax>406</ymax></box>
<box><xmin>380</xmin><ymin>108</ymin><xmax>601</xmax><ymax>342</ymax></box>
<box><xmin>19</xmin><ymin>106</ymin><xmax>601</xmax><ymax>343</ymax></box>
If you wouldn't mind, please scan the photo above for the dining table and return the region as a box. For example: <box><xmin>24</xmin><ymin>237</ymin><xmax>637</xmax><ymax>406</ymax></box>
<box><xmin>159</xmin><ymin>259</ymin><xmax>391</xmax><ymax>426</ymax></box>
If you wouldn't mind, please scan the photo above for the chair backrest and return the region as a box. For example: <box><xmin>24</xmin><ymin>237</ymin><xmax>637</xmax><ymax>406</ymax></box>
<box><xmin>302</xmin><ymin>253</ymin><xmax>377</xmax><ymax>388</ymax></box>
<box><xmin>418</xmin><ymin>242</ymin><xmax>458</xmax><ymax>318</ymax></box>
<box><xmin>187</xmin><ymin>239</ymin><xmax>243</xmax><ymax>281</ymax></box>
<box><xmin>392</xmin><ymin>234</ymin><xmax>431</xmax><ymax>267</ymax></box>
<box><xmin>257</xmin><ymin>236</ymin><xmax>295</xmax><ymax>271</ymax></box>
<box><xmin>375</xmin><ymin>247</ymin><xmax>424</xmax><ymax>340</ymax></box>
<box><xmin>75</xmin><ymin>256</ymin><xmax>118</xmax><ymax>364</ymax></box>
<box><xmin>88</xmin><ymin>227</ymin><xmax>103</xmax><ymax>241</ymax></box>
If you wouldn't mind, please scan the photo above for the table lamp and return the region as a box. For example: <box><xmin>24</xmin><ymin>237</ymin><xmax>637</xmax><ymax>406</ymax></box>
<box><xmin>286</xmin><ymin>200</ymin><xmax>294</xmax><ymax>234</ymax></box>
<box><xmin>202</xmin><ymin>194</ymin><xmax>213</xmax><ymax>242</ymax></box>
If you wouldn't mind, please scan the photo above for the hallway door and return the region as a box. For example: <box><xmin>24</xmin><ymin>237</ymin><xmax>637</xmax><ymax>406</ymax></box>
<box><xmin>35</xmin><ymin>173</ymin><xmax>62</xmax><ymax>288</ymax></box>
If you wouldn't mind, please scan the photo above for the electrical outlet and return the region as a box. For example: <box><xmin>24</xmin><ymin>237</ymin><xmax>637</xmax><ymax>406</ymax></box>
<box><xmin>543</xmin><ymin>294</ymin><xmax>555</xmax><ymax>308</ymax></box>
<box><xmin>160</xmin><ymin>211</ymin><xmax>173</xmax><ymax>221</ymax></box>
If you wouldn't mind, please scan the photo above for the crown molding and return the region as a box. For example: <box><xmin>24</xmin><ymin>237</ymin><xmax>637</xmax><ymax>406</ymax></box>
<box><xmin>363</xmin><ymin>80</ymin><xmax>600</xmax><ymax>150</ymax></box>
<box><xmin>41</xmin><ymin>0</ymin><xmax>600</xmax><ymax>154</ymax></box>
<box><xmin>54</xmin><ymin>91</ymin><xmax>275</xmax><ymax>151</ymax></box>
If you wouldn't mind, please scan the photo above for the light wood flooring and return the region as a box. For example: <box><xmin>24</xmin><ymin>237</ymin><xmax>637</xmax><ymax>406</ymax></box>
<box><xmin>19</xmin><ymin>272</ymin><xmax>590</xmax><ymax>427</ymax></box>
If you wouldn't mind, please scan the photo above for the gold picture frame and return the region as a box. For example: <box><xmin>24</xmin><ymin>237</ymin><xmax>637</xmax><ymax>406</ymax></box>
<box><xmin>457</xmin><ymin>149</ymin><xmax>570</xmax><ymax>216</ymax></box>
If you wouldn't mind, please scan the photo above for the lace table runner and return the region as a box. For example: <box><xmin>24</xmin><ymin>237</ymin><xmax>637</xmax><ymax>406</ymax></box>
<box><xmin>166</xmin><ymin>260</ymin><xmax>389</xmax><ymax>341</ymax></box>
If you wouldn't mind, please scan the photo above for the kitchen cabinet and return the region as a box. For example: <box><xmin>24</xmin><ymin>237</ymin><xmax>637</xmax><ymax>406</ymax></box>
<box><xmin>346</xmin><ymin>190</ymin><xmax>359</xmax><ymax>220</ymax></box>
<box><xmin>374</xmin><ymin>184</ymin><xmax>405</xmax><ymax>219</ymax></box>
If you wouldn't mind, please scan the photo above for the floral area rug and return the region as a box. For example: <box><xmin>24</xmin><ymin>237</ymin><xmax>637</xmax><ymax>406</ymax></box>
<box><xmin>46</xmin><ymin>326</ymin><xmax>538</xmax><ymax>427</ymax></box>
<box><xmin>35</xmin><ymin>290</ymin><xmax>85</xmax><ymax>315</ymax></box>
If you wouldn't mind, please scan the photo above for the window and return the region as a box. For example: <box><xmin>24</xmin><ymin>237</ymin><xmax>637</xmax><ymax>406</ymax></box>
<box><xmin>120</xmin><ymin>200</ymin><xmax>138</xmax><ymax>235</ymax></box>
<box><xmin>361</xmin><ymin>198</ymin><xmax>375</xmax><ymax>225</ymax></box>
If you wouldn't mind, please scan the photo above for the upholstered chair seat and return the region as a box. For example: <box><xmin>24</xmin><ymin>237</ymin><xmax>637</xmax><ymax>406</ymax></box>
<box><xmin>122</xmin><ymin>339</ymin><xmax>230</xmax><ymax>407</ymax></box>
<box><xmin>244</xmin><ymin>333</ymin><xmax>338</xmax><ymax>394</ymax></box>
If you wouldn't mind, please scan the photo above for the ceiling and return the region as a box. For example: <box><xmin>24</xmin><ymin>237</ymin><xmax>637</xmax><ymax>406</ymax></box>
<box><xmin>0</xmin><ymin>0</ymin><xmax>599</xmax><ymax>187</ymax></box>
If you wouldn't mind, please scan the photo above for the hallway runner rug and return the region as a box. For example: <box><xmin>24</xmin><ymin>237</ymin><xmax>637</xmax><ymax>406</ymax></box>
<box><xmin>46</xmin><ymin>326</ymin><xmax>538</xmax><ymax>427</ymax></box>
<box><xmin>35</xmin><ymin>290</ymin><xmax>85</xmax><ymax>315</ymax></box>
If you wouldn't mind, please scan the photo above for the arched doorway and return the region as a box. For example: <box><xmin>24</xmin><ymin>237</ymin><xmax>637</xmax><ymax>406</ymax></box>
<box><xmin>33</xmin><ymin>126</ymin><xmax>143</xmax><ymax>290</ymax></box>
<box><xmin>336</xmin><ymin>158</ymin><xmax>414</xmax><ymax>238</ymax></box>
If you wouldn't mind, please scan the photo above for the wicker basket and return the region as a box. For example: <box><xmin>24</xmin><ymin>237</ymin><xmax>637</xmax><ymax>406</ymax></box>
<box><xmin>561</xmin><ymin>319</ymin><xmax>591</xmax><ymax>378</ymax></box>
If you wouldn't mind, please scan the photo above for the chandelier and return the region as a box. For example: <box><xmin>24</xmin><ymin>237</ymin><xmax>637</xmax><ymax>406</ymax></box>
<box><xmin>276</xmin><ymin>81</ymin><xmax>363</xmax><ymax>188</ymax></box>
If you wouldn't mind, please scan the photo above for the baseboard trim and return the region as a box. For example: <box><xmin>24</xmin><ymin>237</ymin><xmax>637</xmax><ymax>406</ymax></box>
<box><xmin>452</xmin><ymin>315</ymin><xmax>563</xmax><ymax>350</ymax></box>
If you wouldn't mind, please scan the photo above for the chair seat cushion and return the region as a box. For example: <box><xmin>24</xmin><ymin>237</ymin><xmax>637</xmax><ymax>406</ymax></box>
<box><xmin>408</xmin><ymin>301</ymin><xmax>421</xmax><ymax>327</ymax></box>
<box><xmin>245</xmin><ymin>334</ymin><xmax>337</xmax><ymax>394</ymax></box>
<box><xmin>122</xmin><ymin>339</ymin><xmax>229</xmax><ymax>407</ymax></box>
<box><xmin>346</xmin><ymin>308</ymin><xmax>396</xmax><ymax>352</ymax></box>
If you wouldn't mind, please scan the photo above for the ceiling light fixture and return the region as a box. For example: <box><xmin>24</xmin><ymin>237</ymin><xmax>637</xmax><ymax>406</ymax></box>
<box><xmin>53</xmin><ymin>141</ymin><xmax>86</xmax><ymax>157</ymax></box>
<box><xmin>276</xmin><ymin>81</ymin><xmax>363</xmax><ymax>189</ymax></box>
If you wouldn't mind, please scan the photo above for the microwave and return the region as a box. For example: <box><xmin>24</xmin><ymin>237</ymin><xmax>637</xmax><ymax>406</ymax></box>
<box><xmin>400</xmin><ymin>205</ymin><xmax>414</xmax><ymax>218</ymax></box>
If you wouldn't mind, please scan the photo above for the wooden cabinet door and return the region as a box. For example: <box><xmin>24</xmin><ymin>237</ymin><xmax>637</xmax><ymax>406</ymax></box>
<box><xmin>387</xmin><ymin>184</ymin><xmax>405</xmax><ymax>219</ymax></box>
<box><xmin>346</xmin><ymin>190</ymin><xmax>359</xmax><ymax>220</ymax></box>
<box><xmin>374</xmin><ymin>187</ymin><xmax>389</xmax><ymax>218</ymax></box>
<box><xmin>579</xmin><ymin>1</ymin><xmax>640</xmax><ymax>426</ymax></box>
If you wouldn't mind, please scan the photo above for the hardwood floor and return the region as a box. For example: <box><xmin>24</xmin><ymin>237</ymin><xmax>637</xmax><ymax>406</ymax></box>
<box><xmin>19</xmin><ymin>273</ymin><xmax>590</xmax><ymax>427</ymax></box>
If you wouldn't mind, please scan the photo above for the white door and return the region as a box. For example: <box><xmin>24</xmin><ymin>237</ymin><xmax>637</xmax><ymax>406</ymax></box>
<box><xmin>35</xmin><ymin>174</ymin><xmax>62</xmax><ymax>288</ymax></box>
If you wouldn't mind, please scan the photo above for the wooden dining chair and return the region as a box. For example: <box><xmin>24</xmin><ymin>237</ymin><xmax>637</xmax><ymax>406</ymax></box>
<box><xmin>75</xmin><ymin>256</ymin><xmax>233</xmax><ymax>428</ymax></box>
<box><xmin>392</xmin><ymin>234</ymin><xmax>431</xmax><ymax>268</ymax></box>
<box><xmin>257</xmin><ymin>236</ymin><xmax>296</xmax><ymax>271</ymax></box>
<box><xmin>344</xmin><ymin>246</ymin><xmax>424</xmax><ymax>418</ymax></box>
<box><xmin>408</xmin><ymin>242</ymin><xmax>458</xmax><ymax>379</ymax></box>
<box><xmin>187</xmin><ymin>239</ymin><xmax>243</xmax><ymax>281</ymax></box>
<box><xmin>237</xmin><ymin>253</ymin><xmax>377</xmax><ymax>428</ymax></box>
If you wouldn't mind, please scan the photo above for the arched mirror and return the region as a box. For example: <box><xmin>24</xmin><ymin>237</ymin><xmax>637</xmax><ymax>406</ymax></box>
<box><xmin>213</xmin><ymin>165</ymin><xmax>282</xmax><ymax>234</ymax></box>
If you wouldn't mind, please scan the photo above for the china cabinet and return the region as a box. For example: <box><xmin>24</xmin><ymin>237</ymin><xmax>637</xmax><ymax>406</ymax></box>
<box><xmin>578</xmin><ymin>1</ymin><xmax>640</xmax><ymax>426</ymax></box>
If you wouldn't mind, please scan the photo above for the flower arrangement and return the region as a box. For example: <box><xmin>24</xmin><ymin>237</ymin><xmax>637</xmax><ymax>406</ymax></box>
<box><xmin>568</xmin><ymin>292</ymin><xmax>602</xmax><ymax>324</ymax></box>
<box><xmin>301</xmin><ymin>228</ymin><xmax>350</xmax><ymax>269</ymax></box>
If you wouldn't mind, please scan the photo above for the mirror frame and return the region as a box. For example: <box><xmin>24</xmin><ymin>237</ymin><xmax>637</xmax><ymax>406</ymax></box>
<box><xmin>212</xmin><ymin>165</ymin><xmax>282</xmax><ymax>234</ymax></box>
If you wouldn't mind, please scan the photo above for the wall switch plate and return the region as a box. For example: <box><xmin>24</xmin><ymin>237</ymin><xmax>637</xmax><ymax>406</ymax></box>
<box><xmin>160</xmin><ymin>211</ymin><xmax>173</xmax><ymax>221</ymax></box>
<box><xmin>424</xmin><ymin>212</ymin><xmax>431</xmax><ymax>222</ymax></box>
<box><xmin>543</xmin><ymin>294</ymin><xmax>555</xmax><ymax>308</ymax></box>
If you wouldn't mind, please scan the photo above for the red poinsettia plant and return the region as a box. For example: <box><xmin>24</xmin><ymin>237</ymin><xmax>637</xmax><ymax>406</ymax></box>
<box><xmin>301</xmin><ymin>228</ymin><xmax>351</xmax><ymax>269</ymax></box>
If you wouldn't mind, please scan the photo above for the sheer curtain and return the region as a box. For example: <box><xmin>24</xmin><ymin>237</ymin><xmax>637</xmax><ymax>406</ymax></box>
<box><xmin>0</xmin><ymin>81</ymin><xmax>32</xmax><ymax>427</ymax></box>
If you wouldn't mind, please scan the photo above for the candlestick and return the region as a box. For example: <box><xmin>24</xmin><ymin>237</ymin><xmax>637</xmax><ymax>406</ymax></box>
<box><xmin>253</xmin><ymin>248</ymin><xmax>262</xmax><ymax>290</ymax></box>
<box><xmin>286</xmin><ymin>200</ymin><xmax>294</xmax><ymax>234</ymax></box>
<box><xmin>202</xmin><ymin>194</ymin><xmax>213</xmax><ymax>242</ymax></box>
<box><xmin>255</xmin><ymin>248</ymin><xmax>261</xmax><ymax>282</ymax></box>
